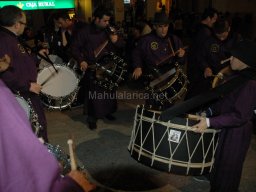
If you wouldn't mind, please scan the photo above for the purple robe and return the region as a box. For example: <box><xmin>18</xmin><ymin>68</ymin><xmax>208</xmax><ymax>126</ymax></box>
<box><xmin>0</xmin><ymin>80</ymin><xmax>83</xmax><ymax>192</ymax></box>
<box><xmin>0</xmin><ymin>27</ymin><xmax>47</xmax><ymax>141</ymax></box>
<box><xmin>186</xmin><ymin>24</ymin><xmax>214</xmax><ymax>99</ymax></box>
<box><xmin>208</xmin><ymin>79</ymin><xmax>256</xmax><ymax>192</ymax></box>
<box><xmin>186</xmin><ymin>32</ymin><xmax>240</xmax><ymax>99</ymax></box>
<box><xmin>71</xmin><ymin>23</ymin><xmax>125</xmax><ymax>118</ymax></box>
<box><xmin>132</xmin><ymin>32</ymin><xmax>184</xmax><ymax>69</ymax></box>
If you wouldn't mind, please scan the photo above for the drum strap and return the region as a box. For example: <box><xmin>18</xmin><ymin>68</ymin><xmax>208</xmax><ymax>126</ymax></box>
<box><xmin>160</xmin><ymin>68</ymin><xmax>256</xmax><ymax>121</ymax></box>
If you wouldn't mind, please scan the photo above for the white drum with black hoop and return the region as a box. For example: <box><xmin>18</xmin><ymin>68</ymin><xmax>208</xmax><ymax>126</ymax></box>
<box><xmin>37</xmin><ymin>65</ymin><xmax>79</xmax><ymax>109</ymax></box>
<box><xmin>128</xmin><ymin>105</ymin><xmax>220</xmax><ymax>175</ymax></box>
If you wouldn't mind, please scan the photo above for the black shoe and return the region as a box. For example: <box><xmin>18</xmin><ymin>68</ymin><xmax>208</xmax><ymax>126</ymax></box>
<box><xmin>105</xmin><ymin>114</ymin><xmax>116</xmax><ymax>121</ymax></box>
<box><xmin>88</xmin><ymin>122</ymin><xmax>97</xmax><ymax>130</ymax></box>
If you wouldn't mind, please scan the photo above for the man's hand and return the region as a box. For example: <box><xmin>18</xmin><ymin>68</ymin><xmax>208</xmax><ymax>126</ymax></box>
<box><xmin>39</xmin><ymin>48</ymin><xmax>49</xmax><ymax>57</ymax></box>
<box><xmin>29</xmin><ymin>82</ymin><xmax>42</xmax><ymax>94</ymax></box>
<box><xmin>204</xmin><ymin>67</ymin><xmax>213</xmax><ymax>78</ymax></box>
<box><xmin>109</xmin><ymin>34</ymin><xmax>118</xmax><ymax>44</ymax></box>
<box><xmin>132</xmin><ymin>67</ymin><xmax>142</xmax><ymax>80</ymax></box>
<box><xmin>177</xmin><ymin>48</ymin><xmax>185</xmax><ymax>57</ymax></box>
<box><xmin>192</xmin><ymin>117</ymin><xmax>208</xmax><ymax>133</ymax></box>
<box><xmin>68</xmin><ymin>170</ymin><xmax>97</xmax><ymax>192</ymax></box>
<box><xmin>80</xmin><ymin>61</ymin><xmax>88</xmax><ymax>72</ymax></box>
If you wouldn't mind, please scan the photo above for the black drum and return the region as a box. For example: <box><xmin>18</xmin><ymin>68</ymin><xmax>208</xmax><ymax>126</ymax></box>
<box><xmin>128</xmin><ymin>106</ymin><xmax>220</xmax><ymax>175</ymax></box>
<box><xmin>95</xmin><ymin>52</ymin><xmax>127</xmax><ymax>90</ymax></box>
<box><xmin>145</xmin><ymin>66</ymin><xmax>188</xmax><ymax>110</ymax></box>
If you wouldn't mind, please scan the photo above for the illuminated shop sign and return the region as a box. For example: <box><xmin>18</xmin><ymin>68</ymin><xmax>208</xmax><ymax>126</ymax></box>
<box><xmin>0</xmin><ymin>0</ymin><xmax>75</xmax><ymax>10</ymax></box>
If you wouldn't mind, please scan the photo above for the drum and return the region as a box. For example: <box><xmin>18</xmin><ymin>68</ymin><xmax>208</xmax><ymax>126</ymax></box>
<box><xmin>45</xmin><ymin>143</ymin><xmax>71</xmax><ymax>175</ymax></box>
<box><xmin>15</xmin><ymin>95</ymin><xmax>42</xmax><ymax>135</ymax></box>
<box><xmin>145</xmin><ymin>66</ymin><xmax>188</xmax><ymax>110</ymax></box>
<box><xmin>95</xmin><ymin>52</ymin><xmax>127</xmax><ymax>90</ymax></box>
<box><xmin>128</xmin><ymin>106</ymin><xmax>220</xmax><ymax>175</ymax></box>
<box><xmin>15</xmin><ymin>95</ymin><xmax>30</xmax><ymax>118</ymax></box>
<box><xmin>37</xmin><ymin>65</ymin><xmax>79</xmax><ymax>109</ymax></box>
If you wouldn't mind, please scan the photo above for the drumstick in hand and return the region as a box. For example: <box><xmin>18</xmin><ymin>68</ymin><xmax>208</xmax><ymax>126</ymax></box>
<box><xmin>67</xmin><ymin>139</ymin><xmax>77</xmax><ymax>170</ymax></box>
<box><xmin>67</xmin><ymin>139</ymin><xmax>97</xmax><ymax>191</ymax></box>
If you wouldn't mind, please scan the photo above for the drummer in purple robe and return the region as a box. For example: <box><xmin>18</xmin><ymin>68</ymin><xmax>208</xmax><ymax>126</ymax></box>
<box><xmin>1</xmin><ymin>54</ymin><xmax>96</xmax><ymax>192</ymax></box>
<box><xmin>186</xmin><ymin>8</ymin><xmax>218</xmax><ymax>99</ymax></box>
<box><xmin>0</xmin><ymin>5</ymin><xmax>48</xmax><ymax>141</ymax></box>
<box><xmin>71</xmin><ymin>6</ymin><xmax>125</xmax><ymax>130</ymax></box>
<box><xmin>193</xmin><ymin>40</ymin><xmax>256</xmax><ymax>192</ymax></box>
<box><xmin>186</xmin><ymin>18</ymin><xmax>241</xmax><ymax>99</ymax></box>
<box><xmin>132</xmin><ymin>10</ymin><xmax>186</xmax><ymax>110</ymax></box>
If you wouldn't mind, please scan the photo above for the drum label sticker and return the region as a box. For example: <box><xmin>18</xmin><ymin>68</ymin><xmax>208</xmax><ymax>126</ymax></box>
<box><xmin>168</xmin><ymin>129</ymin><xmax>181</xmax><ymax>143</ymax></box>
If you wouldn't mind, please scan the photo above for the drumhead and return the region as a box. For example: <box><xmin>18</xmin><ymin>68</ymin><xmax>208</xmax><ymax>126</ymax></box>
<box><xmin>37</xmin><ymin>65</ymin><xmax>79</xmax><ymax>98</ymax></box>
<box><xmin>15</xmin><ymin>95</ymin><xmax>30</xmax><ymax>118</ymax></box>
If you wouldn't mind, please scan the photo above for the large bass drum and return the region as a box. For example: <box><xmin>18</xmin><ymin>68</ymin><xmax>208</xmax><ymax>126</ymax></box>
<box><xmin>95</xmin><ymin>52</ymin><xmax>127</xmax><ymax>90</ymax></box>
<box><xmin>128</xmin><ymin>105</ymin><xmax>220</xmax><ymax>175</ymax></box>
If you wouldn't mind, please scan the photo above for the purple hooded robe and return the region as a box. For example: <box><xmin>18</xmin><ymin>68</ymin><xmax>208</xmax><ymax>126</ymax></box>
<box><xmin>208</xmin><ymin>79</ymin><xmax>256</xmax><ymax>192</ymax></box>
<box><xmin>0</xmin><ymin>79</ymin><xmax>83</xmax><ymax>192</ymax></box>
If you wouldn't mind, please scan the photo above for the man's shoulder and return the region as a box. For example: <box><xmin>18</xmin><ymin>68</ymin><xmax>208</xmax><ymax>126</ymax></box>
<box><xmin>138</xmin><ymin>32</ymin><xmax>158</xmax><ymax>45</ymax></box>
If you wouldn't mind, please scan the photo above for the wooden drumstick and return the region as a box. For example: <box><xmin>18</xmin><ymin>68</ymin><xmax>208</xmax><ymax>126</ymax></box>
<box><xmin>187</xmin><ymin>114</ymin><xmax>201</xmax><ymax>121</ymax></box>
<box><xmin>67</xmin><ymin>139</ymin><xmax>77</xmax><ymax>171</ymax></box>
<box><xmin>220</xmin><ymin>57</ymin><xmax>231</xmax><ymax>64</ymax></box>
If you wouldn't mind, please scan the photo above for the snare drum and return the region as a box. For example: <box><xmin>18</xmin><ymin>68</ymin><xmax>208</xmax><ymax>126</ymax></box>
<box><xmin>145</xmin><ymin>67</ymin><xmax>188</xmax><ymax>110</ymax></box>
<box><xmin>95</xmin><ymin>52</ymin><xmax>127</xmax><ymax>90</ymax></box>
<box><xmin>37</xmin><ymin>65</ymin><xmax>79</xmax><ymax>109</ymax></box>
<box><xmin>128</xmin><ymin>106</ymin><xmax>220</xmax><ymax>175</ymax></box>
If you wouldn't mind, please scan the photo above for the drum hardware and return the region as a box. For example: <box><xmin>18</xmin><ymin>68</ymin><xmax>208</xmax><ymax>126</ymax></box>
<box><xmin>37</xmin><ymin>65</ymin><xmax>79</xmax><ymax>110</ymax></box>
<box><xmin>128</xmin><ymin>105</ymin><xmax>220</xmax><ymax>175</ymax></box>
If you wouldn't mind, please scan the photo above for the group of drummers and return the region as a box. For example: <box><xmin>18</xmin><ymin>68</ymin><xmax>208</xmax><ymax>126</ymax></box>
<box><xmin>1</xmin><ymin>4</ymin><xmax>256</xmax><ymax>192</ymax></box>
